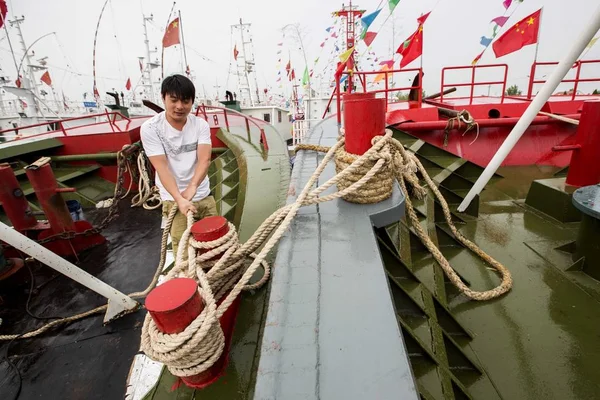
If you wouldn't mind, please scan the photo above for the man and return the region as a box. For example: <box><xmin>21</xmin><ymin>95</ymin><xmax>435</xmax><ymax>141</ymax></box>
<box><xmin>140</xmin><ymin>74</ymin><xmax>217</xmax><ymax>255</ymax></box>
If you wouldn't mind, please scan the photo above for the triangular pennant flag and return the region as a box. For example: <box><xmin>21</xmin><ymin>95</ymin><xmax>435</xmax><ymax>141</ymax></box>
<box><xmin>364</xmin><ymin>31</ymin><xmax>377</xmax><ymax>46</ymax></box>
<box><xmin>234</xmin><ymin>45</ymin><xmax>239</xmax><ymax>61</ymax></box>
<box><xmin>339</xmin><ymin>47</ymin><xmax>354</xmax><ymax>63</ymax></box>
<box><xmin>480</xmin><ymin>36</ymin><xmax>493</xmax><ymax>47</ymax></box>
<box><xmin>503</xmin><ymin>0</ymin><xmax>512</xmax><ymax>9</ymax></box>
<box><xmin>491</xmin><ymin>16</ymin><xmax>510</xmax><ymax>27</ymax></box>
<box><xmin>379</xmin><ymin>59</ymin><xmax>394</xmax><ymax>68</ymax></box>
<box><xmin>417</xmin><ymin>11</ymin><xmax>431</xmax><ymax>25</ymax></box>
<box><xmin>125</xmin><ymin>78</ymin><xmax>131</xmax><ymax>90</ymax></box>
<box><xmin>374</xmin><ymin>65</ymin><xmax>390</xmax><ymax>83</ymax></box>
<box><xmin>389</xmin><ymin>0</ymin><xmax>401</xmax><ymax>12</ymax></box>
<box><xmin>302</xmin><ymin>66</ymin><xmax>309</xmax><ymax>86</ymax></box>
<box><xmin>361</xmin><ymin>9</ymin><xmax>382</xmax><ymax>34</ymax></box>
<box><xmin>472</xmin><ymin>51</ymin><xmax>484</xmax><ymax>65</ymax></box>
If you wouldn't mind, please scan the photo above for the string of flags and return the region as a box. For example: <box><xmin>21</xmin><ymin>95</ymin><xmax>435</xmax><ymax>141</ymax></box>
<box><xmin>472</xmin><ymin>0</ymin><xmax>524</xmax><ymax>65</ymax></box>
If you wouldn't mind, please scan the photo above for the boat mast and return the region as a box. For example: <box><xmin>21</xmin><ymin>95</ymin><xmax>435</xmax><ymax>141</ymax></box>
<box><xmin>178</xmin><ymin>10</ymin><xmax>190</xmax><ymax>79</ymax></box>
<box><xmin>10</xmin><ymin>17</ymin><xmax>40</xmax><ymax>99</ymax></box>
<box><xmin>232</xmin><ymin>18</ymin><xmax>258</xmax><ymax>106</ymax></box>
<box><xmin>333</xmin><ymin>1</ymin><xmax>364</xmax><ymax>94</ymax></box>
<box><xmin>142</xmin><ymin>14</ymin><xmax>156</xmax><ymax>103</ymax></box>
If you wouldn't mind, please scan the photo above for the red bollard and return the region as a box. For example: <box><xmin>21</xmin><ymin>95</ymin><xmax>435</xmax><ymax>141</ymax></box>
<box><xmin>146</xmin><ymin>216</ymin><xmax>242</xmax><ymax>389</ymax></box>
<box><xmin>343</xmin><ymin>92</ymin><xmax>386</xmax><ymax>155</ymax></box>
<box><xmin>565</xmin><ymin>100</ymin><xmax>600</xmax><ymax>187</ymax></box>
<box><xmin>0</xmin><ymin>163</ymin><xmax>39</xmax><ymax>232</ymax></box>
<box><xmin>145</xmin><ymin>278</ymin><xmax>204</xmax><ymax>334</ymax></box>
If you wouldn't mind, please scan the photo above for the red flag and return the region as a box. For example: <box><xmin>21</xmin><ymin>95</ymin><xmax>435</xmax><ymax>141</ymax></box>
<box><xmin>397</xmin><ymin>26</ymin><xmax>423</xmax><ymax>68</ymax></box>
<box><xmin>15</xmin><ymin>77</ymin><xmax>21</xmax><ymax>88</ymax></box>
<box><xmin>492</xmin><ymin>9</ymin><xmax>541</xmax><ymax>58</ymax></box>
<box><xmin>125</xmin><ymin>78</ymin><xmax>131</xmax><ymax>90</ymax></box>
<box><xmin>0</xmin><ymin>0</ymin><xmax>7</xmax><ymax>30</ymax></box>
<box><xmin>396</xmin><ymin>12</ymin><xmax>430</xmax><ymax>68</ymax></box>
<box><xmin>233</xmin><ymin>45</ymin><xmax>239</xmax><ymax>61</ymax></box>
<box><xmin>364</xmin><ymin>32</ymin><xmax>377</xmax><ymax>46</ymax></box>
<box><xmin>285</xmin><ymin>60</ymin><xmax>291</xmax><ymax>76</ymax></box>
<box><xmin>289</xmin><ymin>69</ymin><xmax>295</xmax><ymax>81</ymax></box>
<box><xmin>162</xmin><ymin>18</ymin><xmax>180</xmax><ymax>48</ymax></box>
<box><xmin>40</xmin><ymin>71</ymin><xmax>52</xmax><ymax>86</ymax></box>
<box><xmin>139</xmin><ymin>59</ymin><xmax>143</xmax><ymax>72</ymax></box>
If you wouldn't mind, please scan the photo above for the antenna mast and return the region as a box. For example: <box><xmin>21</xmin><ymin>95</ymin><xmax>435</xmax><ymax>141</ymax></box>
<box><xmin>332</xmin><ymin>1</ymin><xmax>364</xmax><ymax>93</ymax></box>
<box><xmin>231</xmin><ymin>18</ymin><xmax>260</xmax><ymax>106</ymax></box>
<box><xmin>142</xmin><ymin>14</ymin><xmax>159</xmax><ymax>103</ymax></box>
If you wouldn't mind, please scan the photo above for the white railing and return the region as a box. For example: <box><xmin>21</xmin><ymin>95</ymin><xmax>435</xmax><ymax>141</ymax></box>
<box><xmin>292</xmin><ymin>119</ymin><xmax>308</xmax><ymax>146</ymax></box>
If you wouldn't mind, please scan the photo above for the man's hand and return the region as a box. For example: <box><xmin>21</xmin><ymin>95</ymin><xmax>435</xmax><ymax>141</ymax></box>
<box><xmin>181</xmin><ymin>184</ymin><xmax>198</xmax><ymax>201</ymax></box>
<box><xmin>176</xmin><ymin>196</ymin><xmax>197</xmax><ymax>215</ymax></box>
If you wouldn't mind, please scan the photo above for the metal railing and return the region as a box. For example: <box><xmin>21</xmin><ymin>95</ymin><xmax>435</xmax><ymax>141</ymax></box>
<box><xmin>0</xmin><ymin>111</ymin><xmax>132</xmax><ymax>142</ymax></box>
<box><xmin>527</xmin><ymin>59</ymin><xmax>600</xmax><ymax>100</ymax></box>
<box><xmin>439</xmin><ymin>63</ymin><xmax>509</xmax><ymax>104</ymax></box>
<box><xmin>327</xmin><ymin>67</ymin><xmax>424</xmax><ymax>124</ymax></box>
<box><xmin>196</xmin><ymin>104</ymin><xmax>269</xmax><ymax>151</ymax></box>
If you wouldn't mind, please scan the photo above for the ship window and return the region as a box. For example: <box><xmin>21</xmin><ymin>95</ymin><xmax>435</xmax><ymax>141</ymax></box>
<box><xmin>263</xmin><ymin>113</ymin><xmax>271</xmax><ymax>122</ymax></box>
<box><xmin>278</xmin><ymin>110</ymin><xmax>282</xmax><ymax>123</ymax></box>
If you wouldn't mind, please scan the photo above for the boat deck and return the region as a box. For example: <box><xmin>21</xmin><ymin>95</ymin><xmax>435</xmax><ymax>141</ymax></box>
<box><xmin>0</xmin><ymin>200</ymin><xmax>163</xmax><ymax>400</ymax></box>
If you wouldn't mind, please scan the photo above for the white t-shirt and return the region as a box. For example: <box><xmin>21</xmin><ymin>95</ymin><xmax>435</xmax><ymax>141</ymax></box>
<box><xmin>140</xmin><ymin>112</ymin><xmax>211</xmax><ymax>202</ymax></box>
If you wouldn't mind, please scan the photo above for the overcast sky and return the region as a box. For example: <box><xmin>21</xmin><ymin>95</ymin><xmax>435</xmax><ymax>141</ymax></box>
<box><xmin>1</xmin><ymin>0</ymin><xmax>599</xmax><ymax>102</ymax></box>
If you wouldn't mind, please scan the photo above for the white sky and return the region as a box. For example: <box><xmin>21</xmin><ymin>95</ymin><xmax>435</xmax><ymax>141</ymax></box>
<box><xmin>1</xmin><ymin>0</ymin><xmax>599</xmax><ymax>102</ymax></box>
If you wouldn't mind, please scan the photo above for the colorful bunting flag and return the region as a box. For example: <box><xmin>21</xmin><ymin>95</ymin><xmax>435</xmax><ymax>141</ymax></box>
<box><xmin>503</xmin><ymin>0</ymin><xmax>512</xmax><ymax>9</ymax></box>
<box><xmin>364</xmin><ymin>32</ymin><xmax>377</xmax><ymax>46</ymax></box>
<box><xmin>233</xmin><ymin>44</ymin><xmax>239</xmax><ymax>61</ymax></box>
<box><xmin>491</xmin><ymin>16</ymin><xmax>510</xmax><ymax>27</ymax></box>
<box><xmin>339</xmin><ymin>47</ymin><xmax>355</xmax><ymax>63</ymax></box>
<box><xmin>492</xmin><ymin>9</ymin><xmax>542</xmax><ymax>58</ymax></box>
<box><xmin>302</xmin><ymin>66</ymin><xmax>309</xmax><ymax>86</ymax></box>
<box><xmin>480</xmin><ymin>36</ymin><xmax>493</xmax><ymax>46</ymax></box>
<box><xmin>471</xmin><ymin>51</ymin><xmax>484</xmax><ymax>65</ymax></box>
<box><xmin>374</xmin><ymin>65</ymin><xmax>390</xmax><ymax>83</ymax></box>
<box><xmin>360</xmin><ymin>9</ymin><xmax>382</xmax><ymax>38</ymax></box>
<box><xmin>388</xmin><ymin>0</ymin><xmax>401</xmax><ymax>12</ymax></box>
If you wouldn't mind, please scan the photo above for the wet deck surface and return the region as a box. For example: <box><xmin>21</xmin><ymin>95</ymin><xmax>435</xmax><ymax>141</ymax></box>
<box><xmin>0</xmin><ymin>200</ymin><xmax>163</xmax><ymax>400</ymax></box>
<box><xmin>255</xmin><ymin>117</ymin><xmax>419</xmax><ymax>400</ymax></box>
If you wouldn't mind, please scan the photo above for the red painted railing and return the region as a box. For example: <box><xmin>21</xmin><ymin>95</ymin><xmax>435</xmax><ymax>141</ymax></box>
<box><xmin>440</xmin><ymin>64</ymin><xmax>509</xmax><ymax>104</ymax></box>
<box><xmin>0</xmin><ymin>111</ymin><xmax>132</xmax><ymax>141</ymax></box>
<box><xmin>196</xmin><ymin>104</ymin><xmax>269</xmax><ymax>151</ymax></box>
<box><xmin>327</xmin><ymin>68</ymin><xmax>423</xmax><ymax>124</ymax></box>
<box><xmin>527</xmin><ymin>59</ymin><xmax>600</xmax><ymax>100</ymax></box>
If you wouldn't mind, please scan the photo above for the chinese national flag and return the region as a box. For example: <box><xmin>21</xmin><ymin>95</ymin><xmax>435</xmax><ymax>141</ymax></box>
<box><xmin>40</xmin><ymin>71</ymin><xmax>52</xmax><ymax>86</ymax></box>
<box><xmin>493</xmin><ymin>9</ymin><xmax>541</xmax><ymax>58</ymax></box>
<box><xmin>163</xmin><ymin>18</ymin><xmax>180</xmax><ymax>48</ymax></box>
<box><xmin>125</xmin><ymin>78</ymin><xmax>131</xmax><ymax>90</ymax></box>
<box><xmin>396</xmin><ymin>12</ymin><xmax>430</xmax><ymax>68</ymax></box>
<box><xmin>397</xmin><ymin>26</ymin><xmax>423</xmax><ymax>68</ymax></box>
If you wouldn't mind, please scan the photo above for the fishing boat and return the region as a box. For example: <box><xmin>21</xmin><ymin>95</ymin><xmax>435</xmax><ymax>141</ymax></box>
<box><xmin>2</xmin><ymin>0</ymin><xmax>600</xmax><ymax>399</ymax></box>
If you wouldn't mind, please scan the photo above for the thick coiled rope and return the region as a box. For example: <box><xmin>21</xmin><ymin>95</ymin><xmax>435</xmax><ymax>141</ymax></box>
<box><xmin>139</xmin><ymin>129</ymin><xmax>513</xmax><ymax>379</ymax></box>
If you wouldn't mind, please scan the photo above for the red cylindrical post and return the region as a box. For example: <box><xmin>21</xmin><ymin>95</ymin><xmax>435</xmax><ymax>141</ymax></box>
<box><xmin>145</xmin><ymin>278</ymin><xmax>203</xmax><ymax>334</ymax></box>
<box><xmin>24</xmin><ymin>159</ymin><xmax>75</xmax><ymax>234</ymax></box>
<box><xmin>566</xmin><ymin>100</ymin><xmax>600</xmax><ymax>187</ymax></box>
<box><xmin>343</xmin><ymin>92</ymin><xmax>386</xmax><ymax>155</ymax></box>
<box><xmin>191</xmin><ymin>216</ymin><xmax>230</xmax><ymax>259</ymax></box>
<box><xmin>0</xmin><ymin>163</ymin><xmax>38</xmax><ymax>232</ymax></box>
<box><xmin>146</xmin><ymin>216</ymin><xmax>240</xmax><ymax>389</ymax></box>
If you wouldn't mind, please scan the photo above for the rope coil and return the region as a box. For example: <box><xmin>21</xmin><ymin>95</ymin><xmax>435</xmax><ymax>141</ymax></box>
<box><xmin>140</xmin><ymin>129</ymin><xmax>513</xmax><ymax>380</ymax></box>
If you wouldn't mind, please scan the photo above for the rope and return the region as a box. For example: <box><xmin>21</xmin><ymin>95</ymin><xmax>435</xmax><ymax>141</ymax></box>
<box><xmin>131</xmin><ymin>151</ymin><xmax>162</xmax><ymax>210</ymax></box>
<box><xmin>443</xmin><ymin>110</ymin><xmax>479</xmax><ymax>147</ymax></box>
<box><xmin>538</xmin><ymin>111</ymin><xmax>580</xmax><ymax>126</ymax></box>
<box><xmin>140</xmin><ymin>129</ymin><xmax>513</xmax><ymax>380</ymax></box>
<box><xmin>0</xmin><ymin>207</ymin><xmax>179</xmax><ymax>341</ymax></box>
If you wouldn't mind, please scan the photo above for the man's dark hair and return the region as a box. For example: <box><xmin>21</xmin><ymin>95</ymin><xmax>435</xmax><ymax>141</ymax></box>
<box><xmin>161</xmin><ymin>74</ymin><xmax>195</xmax><ymax>102</ymax></box>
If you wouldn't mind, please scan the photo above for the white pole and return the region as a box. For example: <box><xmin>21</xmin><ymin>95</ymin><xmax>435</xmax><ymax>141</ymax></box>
<box><xmin>458</xmin><ymin>5</ymin><xmax>600</xmax><ymax>213</ymax></box>
<box><xmin>0</xmin><ymin>222</ymin><xmax>139</xmax><ymax>323</ymax></box>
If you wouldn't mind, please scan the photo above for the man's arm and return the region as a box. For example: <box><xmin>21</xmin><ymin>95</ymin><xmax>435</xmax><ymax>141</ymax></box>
<box><xmin>181</xmin><ymin>144</ymin><xmax>211</xmax><ymax>201</ymax></box>
<box><xmin>148</xmin><ymin>155</ymin><xmax>197</xmax><ymax>214</ymax></box>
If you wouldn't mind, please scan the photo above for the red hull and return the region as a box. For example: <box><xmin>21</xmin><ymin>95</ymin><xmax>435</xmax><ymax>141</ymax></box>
<box><xmin>401</xmin><ymin>124</ymin><xmax>577</xmax><ymax>167</ymax></box>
